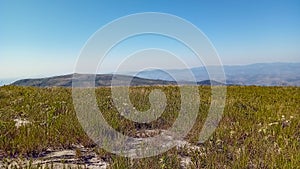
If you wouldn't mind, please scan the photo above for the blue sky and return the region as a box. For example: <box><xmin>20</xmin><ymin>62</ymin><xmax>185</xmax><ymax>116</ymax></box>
<box><xmin>0</xmin><ymin>0</ymin><xmax>300</xmax><ymax>80</ymax></box>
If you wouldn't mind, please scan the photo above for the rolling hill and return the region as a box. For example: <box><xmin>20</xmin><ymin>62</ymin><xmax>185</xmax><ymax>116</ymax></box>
<box><xmin>11</xmin><ymin>74</ymin><xmax>177</xmax><ymax>87</ymax></box>
<box><xmin>11</xmin><ymin>74</ymin><xmax>228</xmax><ymax>87</ymax></box>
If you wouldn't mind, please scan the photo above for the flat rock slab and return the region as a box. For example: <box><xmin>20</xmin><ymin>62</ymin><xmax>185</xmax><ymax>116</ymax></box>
<box><xmin>0</xmin><ymin>148</ymin><xmax>108</xmax><ymax>169</ymax></box>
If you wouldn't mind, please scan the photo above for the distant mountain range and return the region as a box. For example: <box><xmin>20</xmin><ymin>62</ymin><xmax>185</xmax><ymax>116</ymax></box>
<box><xmin>11</xmin><ymin>74</ymin><xmax>176</xmax><ymax>87</ymax></box>
<box><xmin>0</xmin><ymin>79</ymin><xmax>17</xmax><ymax>86</ymax></box>
<box><xmin>8</xmin><ymin>63</ymin><xmax>300</xmax><ymax>87</ymax></box>
<box><xmin>133</xmin><ymin>63</ymin><xmax>300</xmax><ymax>86</ymax></box>
<box><xmin>12</xmin><ymin>73</ymin><xmax>227</xmax><ymax>87</ymax></box>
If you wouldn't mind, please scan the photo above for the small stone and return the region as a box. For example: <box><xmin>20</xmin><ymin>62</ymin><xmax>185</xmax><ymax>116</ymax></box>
<box><xmin>282</xmin><ymin>120</ymin><xmax>290</xmax><ymax>128</ymax></box>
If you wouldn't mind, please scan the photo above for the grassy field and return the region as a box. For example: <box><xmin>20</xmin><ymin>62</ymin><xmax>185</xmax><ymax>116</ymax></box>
<box><xmin>0</xmin><ymin>85</ymin><xmax>299</xmax><ymax>168</ymax></box>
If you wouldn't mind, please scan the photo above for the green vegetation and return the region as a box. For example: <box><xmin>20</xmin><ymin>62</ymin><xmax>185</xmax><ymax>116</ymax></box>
<box><xmin>0</xmin><ymin>85</ymin><xmax>299</xmax><ymax>168</ymax></box>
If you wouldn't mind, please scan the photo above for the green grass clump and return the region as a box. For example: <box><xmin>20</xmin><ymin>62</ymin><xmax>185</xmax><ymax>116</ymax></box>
<box><xmin>0</xmin><ymin>85</ymin><xmax>299</xmax><ymax>168</ymax></box>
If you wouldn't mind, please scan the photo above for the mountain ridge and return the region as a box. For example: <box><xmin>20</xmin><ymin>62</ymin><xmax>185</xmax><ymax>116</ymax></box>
<box><xmin>8</xmin><ymin>63</ymin><xmax>300</xmax><ymax>87</ymax></box>
<box><xmin>133</xmin><ymin>62</ymin><xmax>300</xmax><ymax>86</ymax></box>
<box><xmin>11</xmin><ymin>74</ymin><xmax>177</xmax><ymax>87</ymax></box>
<box><xmin>12</xmin><ymin>73</ymin><xmax>230</xmax><ymax>87</ymax></box>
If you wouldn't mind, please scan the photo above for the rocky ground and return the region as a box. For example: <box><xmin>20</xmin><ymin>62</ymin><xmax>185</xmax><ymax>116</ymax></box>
<box><xmin>0</xmin><ymin>130</ymin><xmax>201</xmax><ymax>169</ymax></box>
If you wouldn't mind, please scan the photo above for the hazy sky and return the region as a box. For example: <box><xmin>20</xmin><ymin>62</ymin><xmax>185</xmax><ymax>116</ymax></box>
<box><xmin>1</xmin><ymin>0</ymin><xmax>300</xmax><ymax>80</ymax></box>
